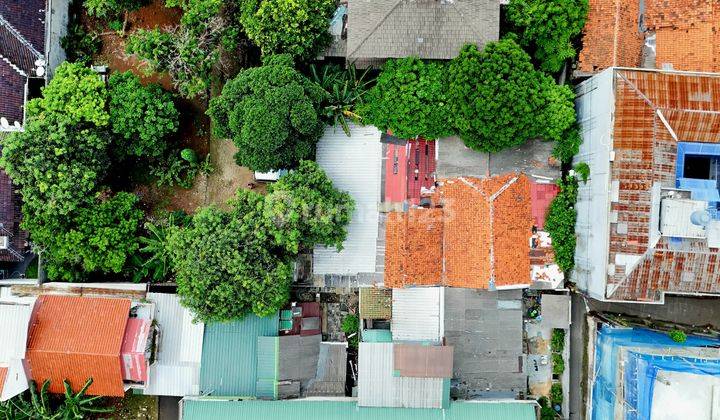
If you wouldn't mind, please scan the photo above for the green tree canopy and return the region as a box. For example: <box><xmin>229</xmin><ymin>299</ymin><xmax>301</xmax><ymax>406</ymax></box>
<box><xmin>264</xmin><ymin>160</ymin><xmax>354</xmax><ymax>254</ymax></box>
<box><xmin>207</xmin><ymin>54</ymin><xmax>327</xmax><ymax>172</ymax></box>
<box><xmin>447</xmin><ymin>40</ymin><xmax>577</xmax><ymax>153</ymax></box>
<box><xmin>167</xmin><ymin>191</ymin><xmax>294</xmax><ymax>322</ymax></box>
<box><xmin>26</xmin><ymin>62</ymin><xmax>109</xmax><ymax>126</ymax></box>
<box><xmin>240</xmin><ymin>0</ymin><xmax>336</xmax><ymax>59</ymax></box>
<box><xmin>361</xmin><ymin>57</ymin><xmax>453</xmax><ymax>139</ymax></box>
<box><xmin>84</xmin><ymin>0</ymin><xmax>145</xmax><ymax>18</ymax></box>
<box><xmin>108</xmin><ymin>71</ymin><xmax>179</xmax><ymax>159</ymax></box>
<box><xmin>507</xmin><ymin>0</ymin><xmax>589</xmax><ymax>73</ymax></box>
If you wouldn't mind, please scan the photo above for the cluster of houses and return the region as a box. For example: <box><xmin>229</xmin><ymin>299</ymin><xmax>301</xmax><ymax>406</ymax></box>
<box><xmin>3</xmin><ymin>0</ymin><xmax>720</xmax><ymax>419</ymax></box>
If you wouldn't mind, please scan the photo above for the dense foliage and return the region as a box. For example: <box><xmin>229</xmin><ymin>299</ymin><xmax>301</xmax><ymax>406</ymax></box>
<box><xmin>362</xmin><ymin>57</ymin><xmax>453</xmax><ymax>139</ymax></box>
<box><xmin>208</xmin><ymin>54</ymin><xmax>327</xmax><ymax>171</ymax></box>
<box><xmin>60</xmin><ymin>24</ymin><xmax>102</xmax><ymax>64</ymax></box>
<box><xmin>84</xmin><ymin>0</ymin><xmax>145</xmax><ymax>18</ymax></box>
<box><xmin>447</xmin><ymin>40</ymin><xmax>577</xmax><ymax>152</ymax></box>
<box><xmin>668</xmin><ymin>329</ymin><xmax>687</xmax><ymax>343</ymax></box>
<box><xmin>507</xmin><ymin>0</ymin><xmax>589</xmax><ymax>73</ymax></box>
<box><xmin>167</xmin><ymin>192</ymin><xmax>294</xmax><ymax>322</ymax></box>
<box><xmin>265</xmin><ymin>160</ymin><xmax>354</xmax><ymax>253</ymax></box>
<box><xmin>311</xmin><ymin>64</ymin><xmax>372</xmax><ymax>136</ymax></box>
<box><xmin>544</xmin><ymin>174</ymin><xmax>579</xmax><ymax>273</ymax></box>
<box><xmin>108</xmin><ymin>71</ymin><xmax>179</xmax><ymax>158</ymax></box>
<box><xmin>0</xmin><ymin>378</ymin><xmax>112</xmax><ymax>420</ymax></box>
<box><xmin>240</xmin><ymin>0</ymin><xmax>336</xmax><ymax>59</ymax></box>
<box><xmin>341</xmin><ymin>314</ymin><xmax>360</xmax><ymax>349</ymax></box>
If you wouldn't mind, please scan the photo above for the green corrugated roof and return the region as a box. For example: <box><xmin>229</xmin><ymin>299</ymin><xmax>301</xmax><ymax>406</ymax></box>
<box><xmin>256</xmin><ymin>336</ymin><xmax>279</xmax><ymax>399</ymax></box>
<box><xmin>362</xmin><ymin>329</ymin><xmax>392</xmax><ymax>343</ymax></box>
<box><xmin>199</xmin><ymin>313</ymin><xmax>279</xmax><ymax>397</ymax></box>
<box><xmin>182</xmin><ymin>399</ymin><xmax>537</xmax><ymax>420</ymax></box>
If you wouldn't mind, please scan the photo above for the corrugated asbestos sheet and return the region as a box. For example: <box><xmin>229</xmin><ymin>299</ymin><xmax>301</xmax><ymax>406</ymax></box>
<box><xmin>305</xmin><ymin>343</ymin><xmax>347</xmax><ymax>397</ymax></box>
<box><xmin>182</xmin><ymin>399</ymin><xmax>537</xmax><ymax>420</ymax></box>
<box><xmin>358</xmin><ymin>343</ymin><xmax>445</xmax><ymax>408</ymax></box>
<box><xmin>199</xmin><ymin>313</ymin><xmax>279</xmax><ymax>397</ymax></box>
<box><xmin>145</xmin><ymin>293</ymin><xmax>204</xmax><ymax>396</ymax></box>
<box><xmin>391</xmin><ymin>288</ymin><xmax>442</xmax><ymax>342</ymax></box>
<box><xmin>313</xmin><ymin>124</ymin><xmax>382</xmax><ymax>275</ymax></box>
<box><xmin>0</xmin><ymin>302</ymin><xmax>32</xmax><ymax>361</ymax></box>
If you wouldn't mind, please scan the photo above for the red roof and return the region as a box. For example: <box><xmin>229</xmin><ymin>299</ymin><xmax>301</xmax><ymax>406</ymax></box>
<box><xmin>27</xmin><ymin>295</ymin><xmax>131</xmax><ymax>397</ymax></box>
<box><xmin>384</xmin><ymin>139</ymin><xmax>437</xmax><ymax>204</ymax></box>
<box><xmin>0</xmin><ymin>366</ymin><xmax>7</xmax><ymax>395</ymax></box>
<box><xmin>531</xmin><ymin>182</ymin><xmax>559</xmax><ymax>230</ymax></box>
<box><xmin>385</xmin><ymin>174</ymin><xmax>533</xmax><ymax>289</ymax></box>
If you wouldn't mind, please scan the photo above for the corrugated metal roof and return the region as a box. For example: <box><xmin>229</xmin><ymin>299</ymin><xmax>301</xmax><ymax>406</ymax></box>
<box><xmin>358</xmin><ymin>343</ymin><xmax>445</xmax><ymax>408</ymax></box>
<box><xmin>199</xmin><ymin>313</ymin><xmax>279</xmax><ymax>397</ymax></box>
<box><xmin>391</xmin><ymin>288</ymin><xmax>442</xmax><ymax>343</ymax></box>
<box><xmin>256</xmin><ymin>336</ymin><xmax>279</xmax><ymax>399</ymax></box>
<box><xmin>182</xmin><ymin>399</ymin><xmax>537</xmax><ymax>420</ymax></box>
<box><xmin>0</xmin><ymin>302</ymin><xmax>31</xmax><ymax>361</ymax></box>
<box><xmin>313</xmin><ymin>124</ymin><xmax>382</xmax><ymax>275</ymax></box>
<box><xmin>144</xmin><ymin>293</ymin><xmax>204</xmax><ymax>396</ymax></box>
<box><xmin>26</xmin><ymin>295</ymin><xmax>130</xmax><ymax>397</ymax></box>
<box><xmin>362</xmin><ymin>329</ymin><xmax>392</xmax><ymax>343</ymax></box>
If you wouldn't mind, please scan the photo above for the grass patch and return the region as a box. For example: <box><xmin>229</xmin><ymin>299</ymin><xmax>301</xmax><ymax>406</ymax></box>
<box><xmin>24</xmin><ymin>257</ymin><xmax>39</xmax><ymax>279</ymax></box>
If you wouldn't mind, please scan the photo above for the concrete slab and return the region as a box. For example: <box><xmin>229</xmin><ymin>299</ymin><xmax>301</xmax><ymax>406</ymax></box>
<box><xmin>489</xmin><ymin>139</ymin><xmax>561</xmax><ymax>180</ymax></box>
<box><xmin>436</xmin><ymin>136</ymin><xmax>489</xmax><ymax>178</ymax></box>
<box><xmin>541</xmin><ymin>294</ymin><xmax>571</xmax><ymax>329</ymax></box>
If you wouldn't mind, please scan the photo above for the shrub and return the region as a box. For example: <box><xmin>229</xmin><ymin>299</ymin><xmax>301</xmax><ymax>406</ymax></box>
<box><xmin>150</xmin><ymin>152</ymin><xmax>203</xmax><ymax>189</ymax></box>
<box><xmin>241</xmin><ymin>0</ymin><xmax>336</xmax><ymax>59</ymax></box>
<box><xmin>167</xmin><ymin>192</ymin><xmax>294</xmax><ymax>322</ymax></box>
<box><xmin>574</xmin><ymin>162</ymin><xmax>590</xmax><ymax>183</ymax></box>
<box><xmin>26</xmin><ymin>62</ymin><xmax>109</xmax><ymax>126</ymax></box>
<box><xmin>125</xmin><ymin>28</ymin><xmax>175</xmax><ymax>69</ymax></box>
<box><xmin>447</xmin><ymin>40</ymin><xmax>577</xmax><ymax>152</ymax></box>
<box><xmin>552</xmin><ymin>353</ymin><xmax>565</xmax><ymax>375</ymax></box>
<box><xmin>553</xmin><ymin>123</ymin><xmax>582</xmax><ymax>163</ymax></box>
<box><xmin>341</xmin><ymin>314</ymin><xmax>360</xmax><ymax>349</ymax></box>
<box><xmin>310</xmin><ymin>64</ymin><xmax>372</xmax><ymax>136</ymax></box>
<box><xmin>208</xmin><ymin>54</ymin><xmax>327</xmax><ymax>171</ymax></box>
<box><xmin>264</xmin><ymin>160</ymin><xmax>355</xmax><ymax>253</ymax></box>
<box><xmin>362</xmin><ymin>57</ymin><xmax>452</xmax><ymax>139</ymax></box>
<box><xmin>108</xmin><ymin>71</ymin><xmax>179</xmax><ymax>159</ymax></box>
<box><xmin>545</xmin><ymin>175</ymin><xmax>579</xmax><ymax>272</ymax></box>
<box><xmin>507</xmin><ymin>0</ymin><xmax>589</xmax><ymax>73</ymax></box>
<box><xmin>550</xmin><ymin>382</ymin><xmax>563</xmax><ymax>407</ymax></box>
<box><xmin>132</xmin><ymin>213</ymin><xmax>188</xmax><ymax>283</ymax></box>
<box><xmin>60</xmin><ymin>24</ymin><xmax>102</xmax><ymax>63</ymax></box>
<box><xmin>84</xmin><ymin>0</ymin><xmax>145</xmax><ymax>18</ymax></box>
<box><xmin>551</xmin><ymin>329</ymin><xmax>566</xmax><ymax>352</ymax></box>
<box><xmin>669</xmin><ymin>329</ymin><xmax>687</xmax><ymax>343</ymax></box>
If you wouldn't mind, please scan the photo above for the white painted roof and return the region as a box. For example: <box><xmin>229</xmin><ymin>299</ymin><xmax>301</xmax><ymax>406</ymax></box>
<box><xmin>391</xmin><ymin>287</ymin><xmax>442</xmax><ymax>343</ymax></box>
<box><xmin>358</xmin><ymin>342</ymin><xmax>445</xmax><ymax>408</ymax></box>
<box><xmin>145</xmin><ymin>293</ymin><xmax>204</xmax><ymax>396</ymax></box>
<box><xmin>313</xmin><ymin>124</ymin><xmax>382</xmax><ymax>275</ymax></box>
<box><xmin>0</xmin><ymin>301</ymin><xmax>33</xmax><ymax>401</ymax></box>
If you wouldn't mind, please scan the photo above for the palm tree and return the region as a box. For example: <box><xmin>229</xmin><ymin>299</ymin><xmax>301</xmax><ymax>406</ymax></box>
<box><xmin>311</xmin><ymin>64</ymin><xmax>372</xmax><ymax>136</ymax></box>
<box><xmin>57</xmin><ymin>378</ymin><xmax>113</xmax><ymax>419</ymax></box>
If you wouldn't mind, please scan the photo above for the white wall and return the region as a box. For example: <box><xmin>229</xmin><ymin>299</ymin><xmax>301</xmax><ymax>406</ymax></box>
<box><xmin>572</xmin><ymin>69</ymin><xmax>615</xmax><ymax>300</ymax></box>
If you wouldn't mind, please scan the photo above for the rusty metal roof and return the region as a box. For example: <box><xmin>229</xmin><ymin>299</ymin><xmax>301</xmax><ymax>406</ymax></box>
<box><xmin>393</xmin><ymin>344</ymin><xmax>453</xmax><ymax>378</ymax></box>
<box><xmin>26</xmin><ymin>295</ymin><xmax>130</xmax><ymax>397</ymax></box>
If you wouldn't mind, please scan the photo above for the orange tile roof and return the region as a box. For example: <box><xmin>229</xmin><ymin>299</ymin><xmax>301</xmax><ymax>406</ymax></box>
<box><xmin>578</xmin><ymin>0</ymin><xmax>643</xmax><ymax>73</ymax></box>
<box><xmin>0</xmin><ymin>366</ymin><xmax>6</xmax><ymax>395</ymax></box>
<box><xmin>27</xmin><ymin>295</ymin><xmax>130</xmax><ymax>397</ymax></box>
<box><xmin>385</xmin><ymin>174</ymin><xmax>533</xmax><ymax>289</ymax></box>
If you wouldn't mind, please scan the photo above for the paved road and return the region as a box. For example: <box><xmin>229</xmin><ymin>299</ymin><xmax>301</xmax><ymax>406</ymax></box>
<box><xmin>567</xmin><ymin>293</ymin><xmax>720</xmax><ymax>420</ymax></box>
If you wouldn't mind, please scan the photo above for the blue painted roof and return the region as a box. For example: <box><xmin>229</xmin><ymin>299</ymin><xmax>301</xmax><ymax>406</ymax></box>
<box><xmin>182</xmin><ymin>399</ymin><xmax>537</xmax><ymax>420</ymax></box>
<box><xmin>199</xmin><ymin>313</ymin><xmax>279</xmax><ymax>397</ymax></box>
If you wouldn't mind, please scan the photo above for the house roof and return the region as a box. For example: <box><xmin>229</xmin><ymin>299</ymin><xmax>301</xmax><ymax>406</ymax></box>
<box><xmin>359</xmin><ymin>287</ymin><xmax>392</xmax><ymax>319</ymax></box>
<box><xmin>0</xmin><ymin>300</ymin><xmax>32</xmax><ymax>401</ymax></box>
<box><xmin>578</xmin><ymin>0</ymin><xmax>720</xmax><ymax>74</ymax></box>
<box><xmin>26</xmin><ymin>295</ymin><xmax>130</xmax><ymax>397</ymax></box>
<box><xmin>575</xmin><ymin>68</ymin><xmax>720</xmax><ymax>301</ymax></box>
<box><xmin>0</xmin><ymin>0</ymin><xmax>46</xmax><ymax>129</ymax></box>
<box><xmin>357</xmin><ymin>342</ymin><xmax>448</xmax><ymax>408</ymax></box>
<box><xmin>199</xmin><ymin>313</ymin><xmax>278</xmax><ymax>397</ymax></box>
<box><xmin>391</xmin><ymin>287</ymin><xmax>442</xmax><ymax>343</ymax></box>
<box><xmin>313</xmin><ymin>124</ymin><xmax>382</xmax><ymax>276</ymax></box>
<box><xmin>0</xmin><ymin>367</ymin><xmax>7</xmax><ymax>397</ymax></box>
<box><xmin>346</xmin><ymin>0</ymin><xmax>499</xmax><ymax>64</ymax></box>
<box><xmin>181</xmin><ymin>399</ymin><xmax>537</xmax><ymax>420</ymax></box>
<box><xmin>385</xmin><ymin>174</ymin><xmax>533</xmax><ymax>289</ymax></box>
<box><xmin>0</xmin><ymin>168</ymin><xmax>27</xmax><ymax>262</ymax></box>
<box><xmin>393</xmin><ymin>344</ymin><xmax>453</xmax><ymax>378</ymax></box>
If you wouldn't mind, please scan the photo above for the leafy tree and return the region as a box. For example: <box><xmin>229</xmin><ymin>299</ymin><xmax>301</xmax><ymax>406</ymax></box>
<box><xmin>240</xmin><ymin>0</ymin><xmax>336</xmax><ymax>59</ymax></box>
<box><xmin>207</xmin><ymin>54</ymin><xmax>327</xmax><ymax>172</ymax></box>
<box><xmin>108</xmin><ymin>71</ymin><xmax>179</xmax><ymax>159</ymax></box>
<box><xmin>544</xmin><ymin>175</ymin><xmax>579</xmax><ymax>273</ymax></box>
<box><xmin>167</xmin><ymin>191</ymin><xmax>294</xmax><ymax>322</ymax></box>
<box><xmin>310</xmin><ymin>64</ymin><xmax>372</xmax><ymax>136</ymax></box>
<box><xmin>0</xmin><ymin>117</ymin><xmax>110</xmax><ymax>218</ymax></box>
<box><xmin>507</xmin><ymin>0</ymin><xmax>589</xmax><ymax>73</ymax></box>
<box><xmin>447</xmin><ymin>40</ymin><xmax>576</xmax><ymax>152</ymax></box>
<box><xmin>264</xmin><ymin>160</ymin><xmax>354</xmax><ymax>254</ymax></box>
<box><xmin>26</xmin><ymin>62</ymin><xmax>109</xmax><ymax>126</ymax></box>
<box><xmin>33</xmin><ymin>192</ymin><xmax>144</xmax><ymax>281</ymax></box>
<box><xmin>60</xmin><ymin>24</ymin><xmax>102</xmax><ymax>64</ymax></box>
<box><xmin>362</xmin><ymin>57</ymin><xmax>452</xmax><ymax>139</ymax></box>
<box><xmin>84</xmin><ymin>0</ymin><xmax>145</xmax><ymax>18</ymax></box>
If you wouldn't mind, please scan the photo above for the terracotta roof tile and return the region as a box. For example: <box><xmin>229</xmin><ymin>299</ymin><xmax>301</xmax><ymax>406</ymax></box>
<box><xmin>385</xmin><ymin>174</ymin><xmax>533</xmax><ymax>289</ymax></box>
<box><xmin>578</xmin><ymin>0</ymin><xmax>643</xmax><ymax>73</ymax></box>
<box><xmin>27</xmin><ymin>295</ymin><xmax>130</xmax><ymax>397</ymax></box>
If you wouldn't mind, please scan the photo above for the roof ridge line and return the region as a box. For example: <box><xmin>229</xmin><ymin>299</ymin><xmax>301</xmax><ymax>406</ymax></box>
<box><xmin>0</xmin><ymin>13</ymin><xmax>43</xmax><ymax>59</ymax></box>
<box><xmin>616</xmin><ymin>71</ymin><xmax>655</xmax><ymax>109</ymax></box>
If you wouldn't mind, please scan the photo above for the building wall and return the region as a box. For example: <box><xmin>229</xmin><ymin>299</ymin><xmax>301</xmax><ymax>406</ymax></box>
<box><xmin>572</xmin><ymin>69</ymin><xmax>616</xmax><ymax>300</ymax></box>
